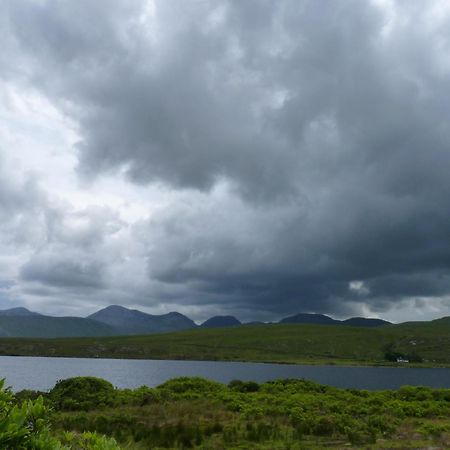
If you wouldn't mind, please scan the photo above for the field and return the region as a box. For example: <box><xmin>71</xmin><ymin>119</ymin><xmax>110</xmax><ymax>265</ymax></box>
<box><xmin>0</xmin><ymin>320</ymin><xmax>450</xmax><ymax>366</ymax></box>
<box><xmin>6</xmin><ymin>375</ymin><xmax>450</xmax><ymax>449</ymax></box>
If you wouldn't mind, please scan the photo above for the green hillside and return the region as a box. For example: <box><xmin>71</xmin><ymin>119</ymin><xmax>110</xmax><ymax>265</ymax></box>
<box><xmin>0</xmin><ymin>320</ymin><xmax>450</xmax><ymax>366</ymax></box>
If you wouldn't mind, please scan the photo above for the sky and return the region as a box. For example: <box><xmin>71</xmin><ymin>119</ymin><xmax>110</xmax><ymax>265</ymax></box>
<box><xmin>1</xmin><ymin>0</ymin><xmax>450</xmax><ymax>323</ymax></box>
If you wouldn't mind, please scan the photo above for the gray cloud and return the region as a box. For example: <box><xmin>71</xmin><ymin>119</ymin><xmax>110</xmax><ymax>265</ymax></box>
<box><xmin>21</xmin><ymin>252</ymin><xmax>105</xmax><ymax>289</ymax></box>
<box><xmin>1</xmin><ymin>0</ymin><xmax>450</xmax><ymax>320</ymax></box>
<box><xmin>0</xmin><ymin>155</ymin><xmax>47</xmax><ymax>249</ymax></box>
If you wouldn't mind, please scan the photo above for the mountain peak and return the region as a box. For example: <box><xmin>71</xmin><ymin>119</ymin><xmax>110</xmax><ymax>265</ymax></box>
<box><xmin>98</xmin><ymin>305</ymin><xmax>131</xmax><ymax>313</ymax></box>
<box><xmin>0</xmin><ymin>307</ymin><xmax>40</xmax><ymax>317</ymax></box>
<box><xmin>279</xmin><ymin>313</ymin><xmax>338</xmax><ymax>325</ymax></box>
<box><xmin>88</xmin><ymin>305</ymin><xmax>197</xmax><ymax>334</ymax></box>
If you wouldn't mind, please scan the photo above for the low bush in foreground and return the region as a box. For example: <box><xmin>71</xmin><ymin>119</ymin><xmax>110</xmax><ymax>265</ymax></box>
<box><xmin>0</xmin><ymin>378</ymin><xmax>120</xmax><ymax>449</ymax></box>
<box><xmin>7</xmin><ymin>376</ymin><xmax>450</xmax><ymax>448</ymax></box>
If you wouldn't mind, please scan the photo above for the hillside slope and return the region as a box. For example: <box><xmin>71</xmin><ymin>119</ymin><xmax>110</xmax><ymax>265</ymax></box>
<box><xmin>0</xmin><ymin>316</ymin><xmax>118</xmax><ymax>338</ymax></box>
<box><xmin>0</xmin><ymin>320</ymin><xmax>449</xmax><ymax>365</ymax></box>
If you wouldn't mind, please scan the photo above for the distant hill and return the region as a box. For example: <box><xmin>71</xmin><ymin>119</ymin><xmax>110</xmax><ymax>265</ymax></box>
<box><xmin>200</xmin><ymin>315</ymin><xmax>241</xmax><ymax>328</ymax></box>
<box><xmin>342</xmin><ymin>317</ymin><xmax>391</xmax><ymax>327</ymax></box>
<box><xmin>279</xmin><ymin>313</ymin><xmax>390</xmax><ymax>327</ymax></box>
<box><xmin>431</xmin><ymin>316</ymin><xmax>450</xmax><ymax>326</ymax></box>
<box><xmin>0</xmin><ymin>307</ymin><xmax>41</xmax><ymax>317</ymax></box>
<box><xmin>279</xmin><ymin>313</ymin><xmax>339</xmax><ymax>325</ymax></box>
<box><xmin>88</xmin><ymin>305</ymin><xmax>197</xmax><ymax>335</ymax></box>
<box><xmin>0</xmin><ymin>305</ymin><xmax>394</xmax><ymax>338</ymax></box>
<box><xmin>0</xmin><ymin>315</ymin><xmax>117</xmax><ymax>338</ymax></box>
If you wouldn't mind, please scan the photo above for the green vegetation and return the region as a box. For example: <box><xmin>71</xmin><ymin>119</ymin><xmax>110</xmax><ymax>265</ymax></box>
<box><xmin>6</xmin><ymin>376</ymin><xmax>450</xmax><ymax>448</ymax></box>
<box><xmin>0</xmin><ymin>378</ymin><xmax>120</xmax><ymax>449</ymax></box>
<box><xmin>1</xmin><ymin>321</ymin><xmax>450</xmax><ymax>366</ymax></box>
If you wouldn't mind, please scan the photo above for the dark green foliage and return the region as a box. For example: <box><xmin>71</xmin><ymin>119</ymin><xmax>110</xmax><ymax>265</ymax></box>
<box><xmin>158</xmin><ymin>376</ymin><xmax>224</xmax><ymax>397</ymax></box>
<box><xmin>228</xmin><ymin>379</ymin><xmax>260</xmax><ymax>392</ymax></box>
<box><xmin>384</xmin><ymin>350</ymin><xmax>404</xmax><ymax>362</ymax></box>
<box><xmin>13</xmin><ymin>389</ymin><xmax>46</xmax><ymax>404</ymax></box>
<box><xmin>384</xmin><ymin>342</ymin><xmax>424</xmax><ymax>363</ymax></box>
<box><xmin>49</xmin><ymin>376</ymin><xmax>116</xmax><ymax>411</ymax></box>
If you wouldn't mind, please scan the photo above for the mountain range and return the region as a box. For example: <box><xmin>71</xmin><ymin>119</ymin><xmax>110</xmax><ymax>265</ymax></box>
<box><xmin>0</xmin><ymin>305</ymin><xmax>393</xmax><ymax>338</ymax></box>
<box><xmin>279</xmin><ymin>313</ymin><xmax>390</xmax><ymax>327</ymax></box>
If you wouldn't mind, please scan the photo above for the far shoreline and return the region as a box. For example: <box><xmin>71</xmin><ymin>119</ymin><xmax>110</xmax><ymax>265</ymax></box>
<box><xmin>1</xmin><ymin>351</ymin><xmax>449</xmax><ymax>369</ymax></box>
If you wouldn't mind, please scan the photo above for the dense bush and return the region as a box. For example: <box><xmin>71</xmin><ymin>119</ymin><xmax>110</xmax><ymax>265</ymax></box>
<box><xmin>157</xmin><ymin>376</ymin><xmax>224</xmax><ymax>398</ymax></box>
<box><xmin>228</xmin><ymin>379</ymin><xmax>260</xmax><ymax>392</ymax></box>
<box><xmin>49</xmin><ymin>377</ymin><xmax>117</xmax><ymax>411</ymax></box>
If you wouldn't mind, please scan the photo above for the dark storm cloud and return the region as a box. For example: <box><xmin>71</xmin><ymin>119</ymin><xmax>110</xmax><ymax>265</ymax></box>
<box><xmin>3</xmin><ymin>0</ymin><xmax>450</xmax><ymax>318</ymax></box>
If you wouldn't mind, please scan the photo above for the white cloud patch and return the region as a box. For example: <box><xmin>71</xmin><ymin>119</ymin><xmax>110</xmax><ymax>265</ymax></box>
<box><xmin>349</xmin><ymin>281</ymin><xmax>370</xmax><ymax>296</ymax></box>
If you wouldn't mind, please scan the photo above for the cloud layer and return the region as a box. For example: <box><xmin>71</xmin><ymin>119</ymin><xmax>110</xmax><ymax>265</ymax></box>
<box><xmin>1</xmin><ymin>0</ymin><xmax>450</xmax><ymax>321</ymax></box>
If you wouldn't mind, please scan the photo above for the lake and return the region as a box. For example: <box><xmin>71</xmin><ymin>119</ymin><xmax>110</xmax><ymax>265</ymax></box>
<box><xmin>1</xmin><ymin>356</ymin><xmax>450</xmax><ymax>392</ymax></box>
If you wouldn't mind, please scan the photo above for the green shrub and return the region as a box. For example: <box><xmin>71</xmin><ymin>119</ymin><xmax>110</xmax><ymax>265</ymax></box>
<box><xmin>0</xmin><ymin>382</ymin><xmax>61</xmax><ymax>449</ymax></box>
<box><xmin>0</xmin><ymin>379</ymin><xmax>120</xmax><ymax>449</ymax></box>
<box><xmin>13</xmin><ymin>389</ymin><xmax>47</xmax><ymax>405</ymax></box>
<box><xmin>313</xmin><ymin>415</ymin><xmax>335</xmax><ymax>436</ymax></box>
<box><xmin>228</xmin><ymin>380</ymin><xmax>260</xmax><ymax>392</ymax></box>
<box><xmin>157</xmin><ymin>377</ymin><xmax>224</xmax><ymax>398</ymax></box>
<box><xmin>49</xmin><ymin>377</ymin><xmax>116</xmax><ymax>411</ymax></box>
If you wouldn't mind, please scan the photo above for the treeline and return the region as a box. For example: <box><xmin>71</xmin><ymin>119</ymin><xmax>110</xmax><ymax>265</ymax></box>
<box><xmin>383</xmin><ymin>342</ymin><xmax>423</xmax><ymax>362</ymax></box>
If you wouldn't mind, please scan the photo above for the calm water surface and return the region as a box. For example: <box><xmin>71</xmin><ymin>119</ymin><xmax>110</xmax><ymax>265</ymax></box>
<box><xmin>1</xmin><ymin>356</ymin><xmax>450</xmax><ymax>392</ymax></box>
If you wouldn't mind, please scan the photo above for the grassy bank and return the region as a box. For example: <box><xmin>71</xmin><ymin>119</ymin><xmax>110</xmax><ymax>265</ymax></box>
<box><xmin>9</xmin><ymin>375</ymin><xmax>450</xmax><ymax>449</ymax></box>
<box><xmin>1</xmin><ymin>321</ymin><xmax>450</xmax><ymax>367</ymax></box>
